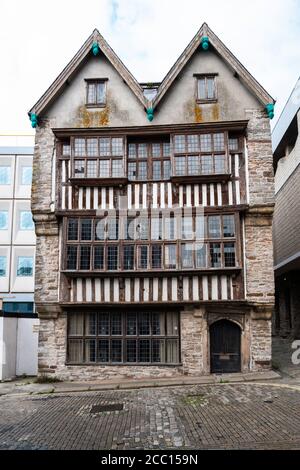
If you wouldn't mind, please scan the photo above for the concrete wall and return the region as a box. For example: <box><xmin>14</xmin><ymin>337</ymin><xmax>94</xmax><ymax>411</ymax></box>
<box><xmin>0</xmin><ymin>316</ymin><xmax>39</xmax><ymax>380</ymax></box>
<box><xmin>45</xmin><ymin>50</ymin><xmax>262</xmax><ymax>128</ymax></box>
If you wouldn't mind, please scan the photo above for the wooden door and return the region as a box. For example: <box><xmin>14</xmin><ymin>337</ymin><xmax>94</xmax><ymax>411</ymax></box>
<box><xmin>210</xmin><ymin>320</ymin><xmax>241</xmax><ymax>373</ymax></box>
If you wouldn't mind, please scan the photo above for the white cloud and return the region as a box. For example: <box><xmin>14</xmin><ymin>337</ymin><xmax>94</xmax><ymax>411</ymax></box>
<box><xmin>0</xmin><ymin>0</ymin><xmax>299</xmax><ymax>132</ymax></box>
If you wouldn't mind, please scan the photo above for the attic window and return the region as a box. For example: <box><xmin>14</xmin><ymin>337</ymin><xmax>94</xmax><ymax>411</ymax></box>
<box><xmin>195</xmin><ymin>75</ymin><xmax>217</xmax><ymax>102</ymax></box>
<box><xmin>85</xmin><ymin>79</ymin><xmax>107</xmax><ymax>107</ymax></box>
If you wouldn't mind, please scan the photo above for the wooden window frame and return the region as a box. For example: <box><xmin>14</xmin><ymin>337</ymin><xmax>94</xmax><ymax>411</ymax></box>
<box><xmin>85</xmin><ymin>78</ymin><xmax>108</xmax><ymax>108</ymax></box>
<box><xmin>63</xmin><ymin>213</ymin><xmax>240</xmax><ymax>273</ymax></box>
<box><xmin>67</xmin><ymin>311</ymin><xmax>180</xmax><ymax>365</ymax></box>
<box><xmin>127</xmin><ymin>141</ymin><xmax>171</xmax><ymax>182</ymax></box>
<box><xmin>171</xmin><ymin>130</ymin><xmax>230</xmax><ymax>183</ymax></box>
<box><xmin>68</xmin><ymin>136</ymin><xmax>127</xmax><ymax>185</ymax></box>
<box><xmin>194</xmin><ymin>73</ymin><xmax>218</xmax><ymax>104</ymax></box>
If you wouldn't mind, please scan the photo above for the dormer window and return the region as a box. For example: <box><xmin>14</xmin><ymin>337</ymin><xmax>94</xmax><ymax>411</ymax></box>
<box><xmin>85</xmin><ymin>79</ymin><xmax>107</xmax><ymax>107</ymax></box>
<box><xmin>195</xmin><ymin>74</ymin><xmax>217</xmax><ymax>102</ymax></box>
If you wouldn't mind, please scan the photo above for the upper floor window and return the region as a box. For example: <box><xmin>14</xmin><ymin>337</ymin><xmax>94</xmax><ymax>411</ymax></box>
<box><xmin>0</xmin><ymin>166</ymin><xmax>11</xmax><ymax>185</ymax></box>
<box><xmin>0</xmin><ymin>256</ymin><xmax>6</xmax><ymax>277</ymax></box>
<box><xmin>19</xmin><ymin>211</ymin><xmax>34</xmax><ymax>231</ymax></box>
<box><xmin>86</xmin><ymin>79</ymin><xmax>107</xmax><ymax>107</ymax></box>
<box><xmin>128</xmin><ymin>141</ymin><xmax>171</xmax><ymax>181</ymax></box>
<box><xmin>21</xmin><ymin>166</ymin><xmax>32</xmax><ymax>185</ymax></box>
<box><xmin>72</xmin><ymin>136</ymin><xmax>125</xmax><ymax>179</ymax></box>
<box><xmin>196</xmin><ymin>75</ymin><xmax>217</xmax><ymax>102</ymax></box>
<box><xmin>0</xmin><ymin>211</ymin><xmax>8</xmax><ymax>230</ymax></box>
<box><xmin>172</xmin><ymin>132</ymin><xmax>228</xmax><ymax>177</ymax></box>
<box><xmin>17</xmin><ymin>256</ymin><xmax>33</xmax><ymax>277</ymax></box>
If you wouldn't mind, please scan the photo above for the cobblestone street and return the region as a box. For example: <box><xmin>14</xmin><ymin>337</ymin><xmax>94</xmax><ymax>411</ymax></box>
<box><xmin>1</xmin><ymin>383</ymin><xmax>300</xmax><ymax>449</ymax></box>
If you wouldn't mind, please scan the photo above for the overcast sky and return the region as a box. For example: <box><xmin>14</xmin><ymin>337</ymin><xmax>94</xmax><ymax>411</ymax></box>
<box><xmin>1</xmin><ymin>0</ymin><xmax>299</xmax><ymax>133</ymax></box>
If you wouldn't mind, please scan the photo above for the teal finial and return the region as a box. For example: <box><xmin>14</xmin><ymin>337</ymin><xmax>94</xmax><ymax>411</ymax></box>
<box><xmin>201</xmin><ymin>36</ymin><xmax>209</xmax><ymax>51</ymax></box>
<box><xmin>92</xmin><ymin>42</ymin><xmax>100</xmax><ymax>56</ymax></box>
<box><xmin>30</xmin><ymin>113</ymin><xmax>38</xmax><ymax>128</ymax></box>
<box><xmin>146</xmin><ymin>108</ymin><xmax>154</xmax><ymax>122</ymax></box>
<box><xmin>266</xmin><ymin>103</ymin><xmax>275</xmax><ymax>119</ymax></box>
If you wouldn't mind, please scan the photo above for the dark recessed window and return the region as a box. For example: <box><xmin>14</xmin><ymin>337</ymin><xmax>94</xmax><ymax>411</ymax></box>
<box><xmin>86</xmin><ymin>80</ymin><xmax>107</xmax><ymax>106</ymax></box>
<box><xmin>67</xmin><ymin>312</ymin><xmax>180</xmax><ymax>364</ymax></box>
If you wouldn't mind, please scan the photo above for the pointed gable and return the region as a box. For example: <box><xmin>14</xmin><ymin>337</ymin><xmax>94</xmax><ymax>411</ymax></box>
<box><xmin>153</xmin><ymin>23</ymin><xmax>274</xmax><ymax>110</ymax></box>
<box><xmin>29</xmin><ymin>29</ymin><xmax>148</xmax><ymax>116</ymax></box>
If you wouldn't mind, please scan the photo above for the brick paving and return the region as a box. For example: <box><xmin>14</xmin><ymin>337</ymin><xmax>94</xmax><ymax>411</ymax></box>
<box><xmin>0</xmin><ymin>384</ymin><xmax>300</xmax><ymax>449</ymax></box>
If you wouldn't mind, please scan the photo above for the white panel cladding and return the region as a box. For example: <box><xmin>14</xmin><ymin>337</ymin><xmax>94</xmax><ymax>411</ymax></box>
<box><xmin>134</xmin><ymin>184</ymin><xmax>139</xmax><ymax>209</ymax></box>
<box><xmin>153</xmin><ymin>278</ymin><xmax>159</xmax><ymax>301</ymax></box>
<box><xmin>160</xmin><ymin>183</ymin><xmax>166</xmax><ymax>208</ymax></box>
<box><xmin>153</xmin><ymin>183</ymin><xmax>158</xmax><ymax>208</ymax></box>
<box><xmin>85</xmin><ymin>278</ymin><xmax>92</xmax><ymax>301</ymax></box>
<box><xmin>134</xmin><ymin>278</ymin><xmax>140</xmax><ymax>301</ymax></box>
<box><xmin>61</xmin><ymin>187</ymin><xmax>66</xmax><ymax>210</ymax></box>
<box><xmin>104</xmin><ymin>278</ymin><xmax>110</xmax><ymax>301</ymax></box>
<box><xmin>211</xmin><ymin>275</ymin><xmax>218</xmax><ymax>300</ymax></box>
<box><xmin>76</xmin><ymin>278</ymin><xmax>83</xmax><ymax>302</ymax></box>
<box><xmin>192</xmin><ymin>276</ymin><xmax>199</xmax><ymax>300</ymax></box>
<box><xmin>95</xmin><ymin>278</ymin><xmax>101</xmax><ymax>301</ymax></box>
<box><xmin>228</xmin><ymin>181</ymin><xmax>233</xmax><ymax>205</ymax></box>
<box><xmin>171</xmin><ymin>277</ymin><xmax>178</xmax><ymax>301</ymax></box>
<box><xmin>109</xmin><ymin>188</ymin><xmax>114</xmax><ymax>209</ymax></box>
<box><xmin>127</xmin><ymin>185</ymin><xmax>132</xmax><ymax>209</ymax></box>
<box><xmin>221</xmin><ymin>275</ymin><xmax>228</xmax><ymax>300</ymax></box>
<box><xmin>113</xmin><ymin>278</ymin><xmax>119</xmax><ymax>301</ymax></box>
<box><xmin>186</xmin><ymin>185</ymin><xmax>192</xmax><ymax>207</ymax></box>
<box><xmin>78</xmin><ymin>188</ymin><xmax>83</xmax><ymax>209</ymax></box>
<box><xmin>202</xmin><ymin>276</ymin><xmax>209</xmax><ymax>300</ymax></box>
<box><xmin>217</xmin><ymin>183</ymin><xmax>222</xmax><ymax>206</ymax></box>
<box><xmin>93</xmin><ymin>188</ymin><xmax>98</xmax><ymax>209</ymax></box>
<box><xmin>142</xmin><ymin>184</ymin><xmax>147</xmax><ymax>208</ymax></box>
<box><xmin>183</xmin><ymin>277</ymin><xmax>189</xmax><ymax>300</ymax></box>
<box><xmin>68</xmin><ymin>274</ymin><xmax>235</xmax><ymax>303</ymax></box>
<box><xmin>234</xmin><ymin>154</ymin><xmax>240</xmax><ymax>177</ymax></box>
<box><xmin>209</xmin><ymin>184</ymin><xmax>215</xmax><ymax>206</ymax></box>
<box><xmin>68</xmin><ymin>186</ymin><xmax>72</xmax><ymax>210</ymax></box>
<box><xmin>194</xmin><ymin>184</ymin><xmax>200</xmax><ymax>206</ymax></box>
<box><xmin>202</xmin><ymin>184</ymin><xmax>207</xmax><ymax>207</ymax></box>
<box><xmin>62</xmin><ymin>160</ymin><xmax>67</xmax><ymax>183</ymax></box>
<box><xmin>167</xmin><ymin>183</ymin><xmax>172</xmax><ymax>207</ymax></box>
<box><xmin>58</xmin><ymin>181</ymin><xmax>242</xmax><ymax>211</ymax></box>
<box><xmin>125</xmin><ymin>278</ymin><xmax>131</xmax><ymax>301</ymax></box>
<box><xmin>143</xmin><ymin>277</ymin><xmax>150</xmax><ymax>301</ymax></box>
<box><xmin>86</xmin><ymin>188</ymin><xmax>91</xmax><ymax>210</ymax></box>
<box><xmin>101</xmin><ymin>188</ymin><xmax>106</xmax><ymax>209</ymax></box>
<box><xmin>162</xmin><ymin>278</ymin><xmax>168</xmax><ymax>301</ymax></box>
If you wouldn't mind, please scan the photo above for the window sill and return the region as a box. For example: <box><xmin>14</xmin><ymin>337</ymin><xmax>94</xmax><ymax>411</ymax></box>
<box><xmin>69</xmin><ymin>177</ymin><xmax>128</xmax><ymax>187</ymax></box>
<box><xmin>61</xmin><ymin>267</ymin><xmax>242</xmax><ymax>278</ymax></box>
<box><xmin>171</xmin><ymin>173</ymin><xmax>231</xmax><ymax>184</ymax></box>
<box><xmin>196</xmin><ymin>99</ymin><xmax>218</xmax><ymax>105</ymax></box>
<box><xmin>85</xmin><ymin>103</ymin><xmax>107</xmax><ymax>109</ymax></box>
<box><xmin>66</xmin><ymin>362</ymin><xmax>182</xmax><ymax>367</ymax></box>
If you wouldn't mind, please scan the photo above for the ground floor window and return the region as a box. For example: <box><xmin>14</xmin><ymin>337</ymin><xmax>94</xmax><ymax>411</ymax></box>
<box><xmin>67</xmin><ymin>311</ymin><xmax>180</xmax><ymax>365</ymax></box>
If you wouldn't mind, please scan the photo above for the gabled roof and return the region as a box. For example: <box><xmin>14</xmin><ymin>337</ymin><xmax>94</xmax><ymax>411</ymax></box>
<box><xmin>29</xmin><ymin>29</ymin><xmax>148</xmax><ymax>116</ymax></box>
<box><xmin>152</xmin><ymin>23</ymin><xmax>275</xmax><ymax>110</ymax></box>
<box><xmin>29</xmin><ymin>23</ymin><xmax>274</xmax><ymax>119</ymax></box>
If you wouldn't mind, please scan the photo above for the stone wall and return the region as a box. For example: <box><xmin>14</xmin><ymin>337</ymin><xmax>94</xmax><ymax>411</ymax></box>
<box><xmin>32</xmin><ymin>118</ymin><xmax>60</xmax><ymax>312</ymax></box>
<box><xmin>37</xmin><ymin>308</ymin><xmax>270</xmax><ymax>380</ymax></box>
<box><xmin>250</xmin><ymin>315</ymin><xmax>272</xmax><ymax>370</ymax></box>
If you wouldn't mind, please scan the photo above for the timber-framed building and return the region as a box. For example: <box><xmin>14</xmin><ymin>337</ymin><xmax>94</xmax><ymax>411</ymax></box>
<box><xmin>29</xmin><ymin>23</ymin><xmax>275</xmax><ymax>379</ymax></box>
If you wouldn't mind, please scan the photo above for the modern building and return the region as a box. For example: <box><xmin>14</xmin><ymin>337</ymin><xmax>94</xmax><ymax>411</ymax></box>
<box><xmin>29</xmin><ymin>23</ymin><xmax>275</xmax><ymax>380</ymax></box>
<box><xmin>273</xmin><ymin>77</ymin><xmax>300</xmax><ymax>338</ymax></box>
<box><xmin>0</xmin><ymin>134</ymin><xmax>38</xmax><ymax>380</ymax></box>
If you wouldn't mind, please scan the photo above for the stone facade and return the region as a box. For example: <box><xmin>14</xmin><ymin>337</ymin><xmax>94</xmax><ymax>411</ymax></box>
<box><xmin>31</xmin><ymin>25</ymin><xmax>275</xmax><ymax>381</ymax></box>
<box><xmin>38</xmin><ymin>307</ymin><xmax>272</xmax><ymax>381</ymax></box>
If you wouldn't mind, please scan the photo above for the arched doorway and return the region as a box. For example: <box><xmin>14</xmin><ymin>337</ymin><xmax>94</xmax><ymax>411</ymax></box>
<box><xmin>210</xmin><ymin>320</ymin><xmax>241</xmax><ymax>373</ymax></box>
